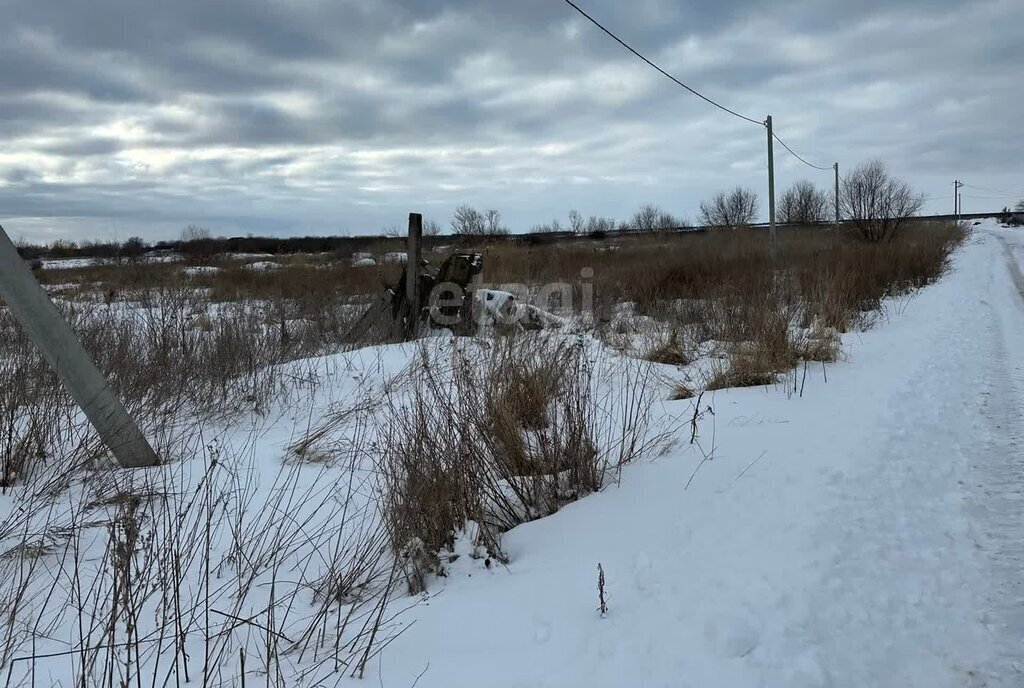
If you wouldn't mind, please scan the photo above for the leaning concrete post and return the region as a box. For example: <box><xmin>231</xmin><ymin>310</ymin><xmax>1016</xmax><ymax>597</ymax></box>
<box><xmin>0</xmin><ymin>224</ymin><xmax>159</xmax><ymax>468</ymax></box>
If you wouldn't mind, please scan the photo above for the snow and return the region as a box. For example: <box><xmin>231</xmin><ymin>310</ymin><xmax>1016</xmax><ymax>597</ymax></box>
<box><xmin>243</xmin><ymin>260</ymin><xmax>282</xmax><ymax>271</ymax></box>
<box><xmin>40</xmin><ymin>257</ymin><xmax>102</xmax><ymax>270</ymax></box>
<box><xmin>3</xmin><ymin>222</ymin><xmax>1023</xmax><ymax>686</ymax></box>
<box><xmin>40</xmin><ymin>254</ymin><xmax>181</xmax><ymax>270</ymax></box>
<box><xmin>183</xmin><ymin>265</ymin><xmax>220</xmax><ymax>276</ymax></box>
<box><xmin>355</xmin><ymin>222</ymin><xmax>1024</xmax><ymax>687</ymax></box>
<box><xmin>224</xmin><ymin>252</ymin><xmax>276</xmax><ymax>260</ymax></box>
<box><xmin>474</xmin><ymin>288</ymin><xmax>570</xmax><ymax>332</ymax></box>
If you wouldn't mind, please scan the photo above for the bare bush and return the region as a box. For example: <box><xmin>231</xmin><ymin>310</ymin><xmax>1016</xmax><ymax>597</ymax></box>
<box><xmin>179</xmin><ymin>225</ymin><xmax>217</xmax><ymax>263</ymax></box>
<box><xmin>779</xmin><ymin>180</ymin><xmax>831</xmax><ymax>225</ymax></box>
<box><xmin>699</xmin><ymin>187</ymin><xmax>759</xmax><ymax>228</ymax></box>
<box><xmin>119</xmin><ymin>236</ymin><xmax>148</xmax><ymax>262</ymax></box>
<box><xmin>1004</xmin><ymin>200</ymin><xmax>1024</xmax><ymax>226</ymax></box>
<box><xmin>839</xmin><ymin>160</ymin><xmax>924</xmax><ymax>242</ymax></box>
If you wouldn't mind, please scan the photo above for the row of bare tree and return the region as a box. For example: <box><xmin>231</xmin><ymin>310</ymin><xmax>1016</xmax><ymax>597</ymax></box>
<box><xmin>698</xmin><ymin>160</ymin><xmax>924</xmax><ymax>240</ymax></box>
<box><xmin>451</xmin><ymin>160</ymin><xmax>923</xmax><ymax>242</ymax></box>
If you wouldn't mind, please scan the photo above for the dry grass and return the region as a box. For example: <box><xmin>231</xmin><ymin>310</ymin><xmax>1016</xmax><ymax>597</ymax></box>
<box><xmin>371</xmin><ymin>335</ymin><xmax>669</xmax><ymax>593</ymax></box>
<box><xmin>4</xmin><ymin>221</ymin><xmax>963</xmax><ymax>487</ymax></box>
<box><xmin>642</xmin><ymin>329</ymin><xmax>692</xmax><ymax>366</ymax></box>
<box><xmin>0</xmin><ymin>406</ymin><xmax>404</xmax><ymax>686</ymax></box>
<box><xmin>669</xmin><ymin>382</ymin><xmax>695</xmax><ymax>400</ymax></box>
<box><xmin>705</xmin><ymin>359</ymin><xmax>777</xmax><ymax>391</ymax></box>
<box><xmin>2</xmin><ymin>221</ymin><xmax>964</xmax><ymax>487</ymax></box>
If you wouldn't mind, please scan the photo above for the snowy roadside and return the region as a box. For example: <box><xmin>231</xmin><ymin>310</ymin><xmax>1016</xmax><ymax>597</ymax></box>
<box><xmin>3</xmin><ymin>223</ymin><xmax>1020</xmax><ymax>687</ymax></box>
<box><xmin>350</xmin><ymin>222</ymin><xmax>1022</xmax><ymax>688</ymax></box>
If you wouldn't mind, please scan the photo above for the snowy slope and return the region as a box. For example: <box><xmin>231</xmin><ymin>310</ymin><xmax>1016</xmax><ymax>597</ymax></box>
<box><xmin>355</xmin><ymin>222</ymin><xmax>1023</xmax><ymax>688</ymax></box>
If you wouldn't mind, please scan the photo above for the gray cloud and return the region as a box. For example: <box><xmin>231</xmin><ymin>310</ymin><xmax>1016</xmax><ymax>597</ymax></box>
<box><xmin>1</xmin><ymin>0</ymin><xmax>1022</xmax><ymax>241</ymax></box>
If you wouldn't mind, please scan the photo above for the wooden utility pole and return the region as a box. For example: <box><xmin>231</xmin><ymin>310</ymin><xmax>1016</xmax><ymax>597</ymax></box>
<box><xmin>833</xmin><ymin>162</ymin><xmax>840</xmax><ymax>223</ymax></box>
<box><xmin>766</xmin><ymin>115</ymin><xmax>776</xmax><ymax>259</ymax></box>
<box><xmin>0</xmin><ymin>224</ymin><xmax>159</xmax><ymax>468</ymax></box>
<box><xmin>405</xmin><ymin>212</ymin><xmax>423</xmax><ymax>337</ymax></box>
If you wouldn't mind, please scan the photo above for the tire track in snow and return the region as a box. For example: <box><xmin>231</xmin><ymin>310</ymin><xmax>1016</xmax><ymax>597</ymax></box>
<box><xmin>772</xmin><ymin>232</ymin><xmax>1022</xmax><ymax>687</ymax></box>
<box><xmin>968</xmin><ymin>230</ymin><xmax>1024</xmax><ymax>684</ymax></box>
<box><xmin>995</xmin><ymin>234</ymin><xmax>1024</xmax><ymax>303</ymax></box>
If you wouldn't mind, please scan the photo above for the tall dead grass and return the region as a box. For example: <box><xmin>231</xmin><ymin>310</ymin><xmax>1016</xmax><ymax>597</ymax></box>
<box><xmin>590</xmin><ymin>223</ymin><xmax>963</xmax><ymax>388</ymax></box>
<box><xmin>0</xmin><ymin>385</ymin><xmax>403</xmax><ymax>686</ymax></box>
<box><xmin>369</xmin><ymin>335</ymin><xmax>670</xmax><ymax>593</ymax></box>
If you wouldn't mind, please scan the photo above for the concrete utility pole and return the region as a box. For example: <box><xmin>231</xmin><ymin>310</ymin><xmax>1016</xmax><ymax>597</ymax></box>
<box><xmin>0</xmin><ymin>223</ymin><xmax>159</xmax><ymax>468</ymax></box>
<box><xmin>833</xmin><ymin>162</ymin><xmax>840</xmax><ymax>223</ymax></box>
<box><xmin>953</xmin><ymin>180</ymin><xmax>964</xmax><ymax>218</ymax></box>
<box><xmin>766</xmin><ymin>115</ymin><xmax>776</xmax><ymax>259</ymax></box>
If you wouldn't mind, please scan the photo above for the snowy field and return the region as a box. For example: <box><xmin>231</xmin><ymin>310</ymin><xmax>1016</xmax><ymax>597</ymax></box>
<box><xmin>1</xmin><ymin>221</ymin><xmax>1021</xmax><ymax>687</ymax></box>
<box><xmin>355</xmin><ymin>221</ymin><xmax>1024</xmax><ymax>687</ymax></box>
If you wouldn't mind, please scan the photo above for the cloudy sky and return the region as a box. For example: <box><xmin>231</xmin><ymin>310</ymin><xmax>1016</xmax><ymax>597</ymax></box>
<box><xmin>2</xmin><ymin>0</ymin><xmax>1022</xmax><ymax>242</ymax></box>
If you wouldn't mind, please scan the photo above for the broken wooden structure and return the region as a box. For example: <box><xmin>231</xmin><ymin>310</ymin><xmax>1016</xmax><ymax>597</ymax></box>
<box><xmin>345</xmin><ymin>213</ymin><xmax>483</xmax><ymax>344</ymax></box>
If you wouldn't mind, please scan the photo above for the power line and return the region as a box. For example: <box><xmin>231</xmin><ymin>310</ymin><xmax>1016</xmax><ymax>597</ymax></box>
<box><xmin>962</xmin><ymin>182</ymin><xmax>1021</xmax><ymax>196</ymax></box>
<box><xmin>961</xmin><ymin>194</ymin><xmax>1020</xmax><ymax>201</ymax></box>
<box><xmin>771</xmin><ymin>132</ymin><xmax>833</xmax><ymax>171</ymax></box>
<box><xmin>561</xmin><ymin>0</ymin><xmax>839</xmax><ymax>174</ymax></box>
<box><xmin>559</xmin><ymin>0</ymin><xmax>764</xmax><ymax>127</ymax></box>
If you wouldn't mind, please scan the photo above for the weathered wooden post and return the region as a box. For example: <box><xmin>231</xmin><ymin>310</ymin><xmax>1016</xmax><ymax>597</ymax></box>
<box><xmin>406</xmin><ymin>212</ymin><xmax>423</xmax><ymax>337</ymax></box>
<box><xmin>0</xmin><ymin>223</ymin><xmax>159</xmax><ymax>468</ymax></box>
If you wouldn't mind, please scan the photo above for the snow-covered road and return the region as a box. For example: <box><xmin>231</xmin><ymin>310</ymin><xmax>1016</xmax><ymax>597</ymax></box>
<box><xmin>365</xmin><ymin>223</ymin><xmax>1024</xmax><ymax>688</ymax></box>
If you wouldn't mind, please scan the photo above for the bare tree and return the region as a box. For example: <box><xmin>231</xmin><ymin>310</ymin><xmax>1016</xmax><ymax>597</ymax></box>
<box><xmin>451</xmin><ymin>205</ymin><xmax>485</xmax><ymax>235</ymax></box>
<box><xmin>530</xmin><ymin>218</ymin><xmax>562</xmax><ymax>233</ymax></box>
<box><xmin>119</xmin><ymin>236</ymin><xmax>148</xmax><ymax>263</ymax></box>
<box><xmin>423</xmin><ymin>219</ymin><xmax>442</xmax><ymax>236</ymax></box>
<box><xmin>484</xmin><ymin>209</ymin><xmax>509</xmax><ymax>235</ymax></box>
<box><xmin>778</xmin><ymin>180</ymin><xmax>831</xmax><ymax>225</ymax></box>
<box><xmin>584</xmin><ymin>216</ymin><xmax>617</xmax><ymax>234</ymax></box>
<box><xmin>179</xmin><ymin>225</ymin><xmax>216</xmax><ymax>262</ymax></box>
<box><xmin>181</xmin><ymin>225</ymin><xmax>211</xmax><ymax>242</ymax></box>
<box><xmin>631</xmin><ymin>204</ymin><xmax>659</xmax><ymax>231</ymax></box>
<box><xmin>839</xmin><ymin>160</ymin><xmax>924</xmax><ymax>242</ymax></box>
<box><xmin>629</xmin><ymin>204</ymin><xmax>680</xmax><ymax>231</ymax></box>
<box><xmin>699</xmin><ymin>187</ymin><xmax>759</xmax><ymax>228</ymax></box>
<box><xmin>568</xmin><ymin>209</ymin><xmax>584</xmax><ymax>233</ymax></box>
